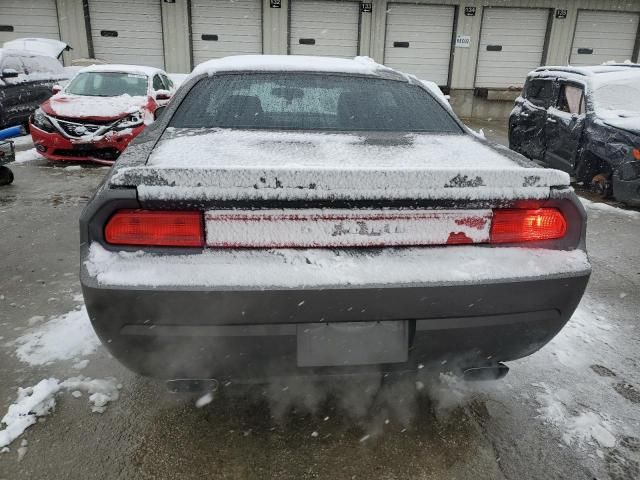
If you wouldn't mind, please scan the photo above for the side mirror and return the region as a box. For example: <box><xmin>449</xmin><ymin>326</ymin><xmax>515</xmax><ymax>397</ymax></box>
<box><xmin>154</xmin><ymin>106</ymin><xmax>166</xmax><ymax>120</ymax></box>
<box><xmin>155</xmin><ymin>89</ymin><xmax>171</xmax><ymax>101</ymax></box>
<box><xmin>1</xmin><ymin>68</ymin><xmax>19</xmax><ymax>79</ymax></box>
<box><xmin>52</xmin><ymin>84</ymin><xmax>62</xmax><ymax>94</ymax></box>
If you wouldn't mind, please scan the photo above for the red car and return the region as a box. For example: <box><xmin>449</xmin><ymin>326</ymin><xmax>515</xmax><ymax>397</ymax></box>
<box><xmin>30</xmin><ymin>64</ymin><xmax>174</xmax><ymax>165</ymax></box>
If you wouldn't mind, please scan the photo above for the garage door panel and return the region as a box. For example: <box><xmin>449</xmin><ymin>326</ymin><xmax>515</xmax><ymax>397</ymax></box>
<box><xmin>88</xmin><ymin>0</ymin><xmax>164</xmax><ymax>69</ymax></box>
<box><xmin>0</xmin><ymin>0</ymin><xmax>60</xmax><ymax>43</ymax></box>
<box><xmin>191</xmin><ymin>0</ymin><xmax>262</xmax><ymax>65</ymax></box>
<box><xmin>289</xmin><ymin>1</ymin><xmax>360</xmax><ymax>58</ymax></box>
<box><xmin>571</xmin><ymin>11</ymin><xmax>639</xmax><ymax>66</ymax></box>
<box><xmin>476</xmin><ymin>7</ymin><xmax>549</xmax><ymax>89</ymax></box>
<box><xmin>383</xmin><ymin>4</ymin><xmax>454</xmax><ymax>85</ymax></box>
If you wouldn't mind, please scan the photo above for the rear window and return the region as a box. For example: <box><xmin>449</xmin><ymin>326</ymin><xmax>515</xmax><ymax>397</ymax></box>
<box><xmin>169</xmin><ymin>73</ymin><xmax>462</xmax><ymax>133</ymax></box>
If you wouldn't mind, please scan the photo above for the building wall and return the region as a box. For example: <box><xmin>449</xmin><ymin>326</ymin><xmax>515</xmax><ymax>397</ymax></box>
<box><xmin>33</xmin><ymin>0</ymin><xmax>640</xmax><ymax>117</ymax></box>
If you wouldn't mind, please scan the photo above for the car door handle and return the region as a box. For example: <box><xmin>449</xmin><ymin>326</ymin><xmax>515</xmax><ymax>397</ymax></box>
<box><xmin>546</xmin><ymin>118</ymin><xmax>557</xmax><ymax>124</ymax></box>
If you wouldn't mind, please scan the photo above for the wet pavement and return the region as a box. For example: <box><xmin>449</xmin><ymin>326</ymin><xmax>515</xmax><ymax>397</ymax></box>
<box><xmin>0</xmin><ymin>128</ymin><xmax>639</xmax><ymax>480</ymax></box>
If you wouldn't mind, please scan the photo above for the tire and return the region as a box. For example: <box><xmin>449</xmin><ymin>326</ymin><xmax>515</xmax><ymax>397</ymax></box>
<box><xmin>591</xmin><ymin>173</ymin><xmax>613</xmax><ymax>199</ymax></box>
<box><xmin>0</xmin><ymin>166</ymin><xmax>14</xmax><ymax>186</ymax></box>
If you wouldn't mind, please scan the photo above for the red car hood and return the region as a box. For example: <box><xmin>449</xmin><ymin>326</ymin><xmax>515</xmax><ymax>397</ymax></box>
<box><xmin>42</xmin><ymin>93</ymin><xmax>150</xmax><ymax>121</ymax></box>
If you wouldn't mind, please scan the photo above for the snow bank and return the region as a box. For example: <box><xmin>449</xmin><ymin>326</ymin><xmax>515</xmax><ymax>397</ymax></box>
<box><xmin>13</xmin><ymin>148</ymin><xmax>43</xmax><ymax>164</ymax></box>
<box><xmin>190</xmin><ymin>55</ymin><xmax>394</xmax><ymax>80</ymax></box>
<box><xmin>85</xmin><ymin>243</ymin><xmax>590</xmax><ymax>288</ymax></box>
<box><xmin>47</xmin><ymin>93</ymin><xmax>147</xmax><ymax>118</ymax></box>
<box><xmin>580</xmin><ymin>198</ymin><xmax>640</xmax><ymax>219</ymax></box>
<box><xmin>13</xmin><ymin>306</ymin><xmax>100</xmax><ymax>366</ymax></box>
<box><xmin>112</xmin><ymin>130</ymin><xmax>569</xmax><ymax>202</ymax></box>
<box><xmin>0</xmin><ymin>377</ymin><xmax>120</xmax><ymax>448</ymax></box>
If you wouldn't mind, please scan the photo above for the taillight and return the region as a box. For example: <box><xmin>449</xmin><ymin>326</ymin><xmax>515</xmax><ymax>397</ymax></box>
<box><xmin>490</xmin><ymin>208</ymin><xmax>567</xmax><ymax>244</ymax></box>
<box><xmin>104</xmin><ymin>210</ymin><xmax>204</xmax><ymax>247</ymax></box>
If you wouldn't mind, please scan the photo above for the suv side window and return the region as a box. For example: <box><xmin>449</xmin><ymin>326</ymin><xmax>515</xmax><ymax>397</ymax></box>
<box><xmin>524</xmin><ymin>78</ymin><xmax>555</xmax><ymax>108</ymax></box>
<box><xmin>557</xmin><ymin>84</ymin><xmax>586</xmax><ymax>115</ymax></box>
<box><xmin>152</xmin><ymin>74</ymin><xmax>165</xmax><ymax>91</ymax></box>
<box><xmin>160</xmin><ymin>74</ymin><xmax>173</xmax><ymax>90</ymax></box>
<box><xmin>1</xmin><ymin>56</ymin><xmax>25</xmax><ymax>74</ymax></box>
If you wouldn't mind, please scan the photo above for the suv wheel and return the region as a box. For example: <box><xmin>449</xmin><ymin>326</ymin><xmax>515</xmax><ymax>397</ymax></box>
<box><xmin>0</xmin><ymin>166</ymin><xmax>14</xmax><ymax>186</ymax></box>
<box><xmin>591</xmin><ymin>173</ymin><xmax>612</xmax><ymax>199</ymax></box>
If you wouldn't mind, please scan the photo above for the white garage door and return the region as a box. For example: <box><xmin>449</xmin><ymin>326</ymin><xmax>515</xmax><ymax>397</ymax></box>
<box><xmin>88</xmin><ymin>0</ymin><xmax>165</xmax><ymax>68</ymax></box>
<box><xmin>0</xmin><ymin>0</ymin><xmax>60</xmax><ymax>44</ymax></box>
<box><xmin>384</xmin><ymin>4</ymin><xmax>455</xmax><ymax>86</ymax></box>
<box><xmin>476</xmin><ymin>7</ymin><xmax>549</xmax><ymax>89</ymax></box>
<box><xmin>289</xmin><ymin>0</ymin><xmax>360</xmax><ymax>58</ymax></box>
<box><xmin>570</xmin><ymin>11</ymin><xmax>640</xmax><ymax>66</ymax></box>
<box><xmin>191</xmin><ymin>0</ymin><xmax>262</xmax><ymax>66</ymax></box>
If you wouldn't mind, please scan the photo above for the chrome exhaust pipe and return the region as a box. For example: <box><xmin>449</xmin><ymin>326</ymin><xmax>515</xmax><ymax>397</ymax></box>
<box><xmin>463</xmin><ymin>363</ymin><xmax>509</xmax><ymax>381</ymax></box>
<box><xmin>166</xmin><ymin>378</ymin><xmax>219</xmax><ymax>393</ymax></box>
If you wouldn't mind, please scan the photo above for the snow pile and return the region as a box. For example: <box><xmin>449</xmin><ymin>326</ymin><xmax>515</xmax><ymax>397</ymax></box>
<box><xmin>85</xmin><ymin>243</ymin><xmax>590</xmax><ymax>288</ymax></box>
<box><xmin>581</xmin><ymin>198</ymin><xmax>640</xmax><ymax>219</ymax></box>
<box><xmin>0</xmin><ymin>378</ymin><xmax>59</xmax><ymax>448</ymax></box>
<box><xmin>0</xmin><ymin>377</ymin><xmax>120</xmax><ymax>448</ymax></box>
<box><xmin>13</xmin><ymin>148</ymin><xmax>43</xmax><ymax>164</ymax></box>
<box><xmin>12</xmin><ymin>306</ymin><xmax>100</xmax><ymax>366</ymax></box>
<box><xmin>46</xmin><ymin>93</ymin><xmax>147</xmax><ymax>118</ymax></box>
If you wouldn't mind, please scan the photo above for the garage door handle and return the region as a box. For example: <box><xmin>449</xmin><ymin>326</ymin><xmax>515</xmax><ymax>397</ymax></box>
<box><xmin>201</xmin><ymin>34</ymin><xmax>218</xmax><ymax>41</ymax></box>
<box><xmin>547</xmin><ymin>117</ymin><xmax>557</xmax><ymax>124</ymax></box>
<box><xmin>299</xmin><ymin>38</ymin><xmax>315</xmax><ymax>45</ymax></box>
<box><xmin>486</xmin><ymin>45</ymin><xmax>502</xmax><ymax>52</ymax></box>
<box><xmin>393</xmin><ymin>42</ymin><xmax>410</xmax><ymax>48</ymax></box>
<box><xmin>101</xmin><ymin>30</ymin><xmax>118</xmax><ymax>37</ymax></box>
<box><xmin>577</xmin><ymin>48</ymin><xmax>593</xmax><ymax>55</ymax></box>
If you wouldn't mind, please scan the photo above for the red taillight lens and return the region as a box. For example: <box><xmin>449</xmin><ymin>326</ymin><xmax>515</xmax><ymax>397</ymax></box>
<box><xmin>490</xmin><ymin>208</ymin><xmax>567</xmax><ymax>244</ymax></box>
<box><xmin>105</xmin><ymin>210</ymin><xmax>204</xmax><ymax>247</ymax></box>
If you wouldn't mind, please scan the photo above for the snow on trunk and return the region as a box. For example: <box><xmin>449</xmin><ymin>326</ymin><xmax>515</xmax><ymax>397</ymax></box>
<box><xmin>110</xmin><ymin>130</ymin><xmax>570</xmax><ymax>202</ymax></box>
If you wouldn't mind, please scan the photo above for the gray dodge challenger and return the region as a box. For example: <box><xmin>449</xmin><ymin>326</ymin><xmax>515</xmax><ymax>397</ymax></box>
<box><xmin>80</xmin><ymin>56</ymin><xmax>591</xmax><ymax>386</ymax></box>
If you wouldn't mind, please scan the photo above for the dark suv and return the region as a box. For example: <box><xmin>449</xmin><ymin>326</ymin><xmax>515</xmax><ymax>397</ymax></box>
<box><xmin>0</xmin><ymin>49</ymin><xmax>68</xmax><ymax>130</ymax></box>
<box><xmin>509</xmin><ymin>65</ymin><xmax>640</xmax><ymax>206</ymax></box>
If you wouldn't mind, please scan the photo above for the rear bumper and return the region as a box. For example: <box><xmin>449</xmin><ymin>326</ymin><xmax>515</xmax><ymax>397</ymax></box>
<box><xmin>81</xmin><ymin>246</ymin><xmax>590</xmax><ymax>380</ymax></box>
<box><xmin>29</xmin><ymin>122</ymin><xmax>143</xmax><ymax>164</ymax></box>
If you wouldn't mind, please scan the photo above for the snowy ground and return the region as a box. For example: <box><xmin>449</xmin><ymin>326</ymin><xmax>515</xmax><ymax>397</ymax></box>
<box><xmin>0</xmin><ymin>126</ymin><xmax>639</xmax><ymax>479</ymax></box>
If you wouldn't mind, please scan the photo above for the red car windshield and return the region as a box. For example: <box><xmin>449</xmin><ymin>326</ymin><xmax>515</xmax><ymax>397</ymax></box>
<box><xmin>65</xmin><ymin>72</ymin><xmax>149</xmax><ymax>97</ymax></box>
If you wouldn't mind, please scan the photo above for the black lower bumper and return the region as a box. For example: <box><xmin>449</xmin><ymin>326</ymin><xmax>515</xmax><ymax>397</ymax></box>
<box><xmin>613</xmin><ymin>173</ymin><xmax>640</xmax><ymax>207</ymax></box>
<box><xmin>82</xmin><ymin>272</ymin><xmax>590</xmax><ymax>380</ymax></box>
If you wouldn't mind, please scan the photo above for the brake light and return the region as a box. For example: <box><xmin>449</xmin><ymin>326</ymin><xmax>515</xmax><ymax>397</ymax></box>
<box><xmin>104</xmin><ymin>210</ymin><xmax>204</xmax><ymax>247</ymax></box>
<box><xmin>490</xmin><ymin>208</ymin><xmax>567</xmax><ymax>243</ymax></box>
<box><xmin>632</xmin><ymin>148</ymin><xmax>640</xmax><ymax>160</ymax></box>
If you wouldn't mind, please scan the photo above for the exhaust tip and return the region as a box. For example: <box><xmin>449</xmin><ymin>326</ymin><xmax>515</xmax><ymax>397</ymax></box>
<box><xmin>463</xmin><ymin>363</ymin><xmax>509</xmax><ymax>381</ymax></box>
<box><xmin>166</xmin><ymin>378</ymin><xmax>219</xmax><ymax>394</ymax></box>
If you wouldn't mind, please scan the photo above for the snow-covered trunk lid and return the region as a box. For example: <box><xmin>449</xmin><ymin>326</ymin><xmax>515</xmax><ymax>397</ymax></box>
<box><xmin>110</xmin><ymin>129</ymin><xmax>570</xmax><ymax>202</ymax></box>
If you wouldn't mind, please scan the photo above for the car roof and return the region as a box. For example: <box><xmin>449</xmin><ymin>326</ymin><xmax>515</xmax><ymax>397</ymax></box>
<box><xmin>188</xmin><ymin>55</ymin><xmax>407</xmax><ymax>81</ymax></box>
<box><xmin>76</xmin><ymin>63</ymin><xmax>165</xmax><ymax>77</ymax></box>
<box><xmin>529</xmin><ymin>64</ymin><xmax>640</xmax><ymax>84</ymax></box>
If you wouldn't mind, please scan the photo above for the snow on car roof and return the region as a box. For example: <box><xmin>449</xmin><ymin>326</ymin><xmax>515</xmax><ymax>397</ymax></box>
<box><xmin>189</xmin><ymin>55</ymin><xmax>402</xmax><ymax>80</ymax></box>
<box><xmin>76</xmin><ymin>64</ymin><xmax>165</xmax><ymax>77</ymax></box>
<box><xmin>528</xmin><ymin>64</ymin><xmax>640</xmax><ymax>89</ymax></box>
